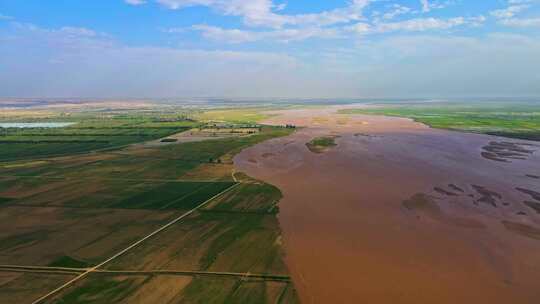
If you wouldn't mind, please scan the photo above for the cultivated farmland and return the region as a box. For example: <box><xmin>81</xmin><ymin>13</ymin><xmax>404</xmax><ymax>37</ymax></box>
<box><xmin>0</xmin><ymin>106</ymin><xmax>298</xmax><ymax>303</ymax></box>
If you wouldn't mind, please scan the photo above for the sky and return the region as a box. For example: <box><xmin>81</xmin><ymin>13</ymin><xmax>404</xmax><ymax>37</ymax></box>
<box><xmin>0</xmin><ymin>0</ymin><xmax>539</xmax><ymax>99</ymax></box>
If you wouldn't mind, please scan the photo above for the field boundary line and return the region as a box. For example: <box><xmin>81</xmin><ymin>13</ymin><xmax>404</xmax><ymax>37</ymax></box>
<box><xmin>0</xmin><ymin>269</ymin><xmax>82</xmax><ymax>275</ymax></box>
<box><xmin>0</xmin><ymin>265</ymin><xmax>87</xmax><ymax>273</ymax></box>
<box><xmin>30</xmin><ymin>182</ymin><xmax>240</xmax><ymax>304</ymax></box>
<box><xmin>93</xmin><ymin>269</ymin><xmax>290</xmax><ymax>281</ymax></box>
<box><xmin>0</xmin><ymin>265</ymin><xmax>289</xmax><ymax>281</ymax></box>
<box><xmin>0</xmin><ymin>265</ymin><xmax>290</xmax><ymax>282</ymax></box>
<box><xmin>0</xmin><ymin>175</ymin><xmax>234</xmax><ymax>184</ymax></box>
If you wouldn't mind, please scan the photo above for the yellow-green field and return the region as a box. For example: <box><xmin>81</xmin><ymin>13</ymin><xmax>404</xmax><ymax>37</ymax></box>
<box><xmin>194</xmin><ymin>108</ymin><xmax>275</xmax><ymax>124</ymax></box>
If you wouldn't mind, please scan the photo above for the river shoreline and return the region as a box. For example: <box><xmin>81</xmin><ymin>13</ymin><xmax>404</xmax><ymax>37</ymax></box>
<box><xmin>234</xmin><ymin>106</ymin><xmax>540</xmax><ymax>304</ymax></box>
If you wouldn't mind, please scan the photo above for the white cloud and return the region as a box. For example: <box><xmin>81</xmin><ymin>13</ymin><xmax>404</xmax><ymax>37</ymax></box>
<box><xmin>383</xmin><ymin>4</ymin><xmax>411</xmax><ymax>20</ymax></box>
<box><xmin>490</xmin><ymin>2</ymin><xmax>540</xmax><ymax>27</ymax></box>
<box><xmin>347</xmin><ymin>16</ymin><xmax>484</xmax><ymax>34</ymax></box>
<box><xmin>0</xmin><ymin>22</ymin><xmax>306</xmax><ymax>98</ymax></box>
<box><xmin>420</xmin><ymin>0</ymin><xmax>431</xmax><ymax>13</ymax></box>
<box><xmin>191</xmin><ymin>24</ymin><xmax>341</xmax><ymax>43</ymax></box>
<box><xmin>186</xmin><ymin>13</ymin><xmax>485</xmax><ymax>43</ymax></box>
<box><xmin>376</xmin><ymin>17</ymin><xmax>466</xmax><ymax>32</ymax></box>
<box><xmin>419</xmin><ymin>0</ymin><xmax>453</xmax><ymax>13</ymax></box>
<box><xmin>143</xmin><ymin>0</ymin><xmax>371</xmax><ymax>29</ymax></box>
<box><xmin>500</xmin><ymin>17</ymin><xmax>540</xmax><ymax>27</ymax></box>
<box><xmin>490</xmin><ymin>4</ymin><xmax>529</xmax><ymax>19</ymax></box>
<box><xmin>2</xmin><ymin>2</ymin><xmax>539</xmax><ymax>98</ymax></box>
<box><xmin>347</xmin><ymin>22</ymin><xmax>371</xmax><ymax>35</ymax></box>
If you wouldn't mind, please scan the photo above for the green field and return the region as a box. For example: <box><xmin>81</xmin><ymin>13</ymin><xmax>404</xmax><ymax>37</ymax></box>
<box><xmin>204</xmin><ymin>182</ymin><xmax>283</xmax><ymax>213</ymax></box>
<box><xmin>0</xmin><ymin>178</ymin><xmax>234</xmax><ymax>210</ymax></box>
<box><xmin>0</xmin><ymin>111</ymin><xmax>198</xmax><ymax>161</ymax></box>
<box><xmin>0</xmin><ymin>272</ymin><xmax>76</xmax><ymax>303</ymax></box>
<box><xmin>0</xmin><ymin>106</ymin><xmax>299</xmax><ymax>303</ymax></box>
<box><xmin>339</xmin><ymin>102</ymin><xmax>540</xmax><ymax>141</ymax></box>
<box><xmin>43</xmin><ymin>273</ymin><xmax>294</xmax><ymax>304</ymax></box>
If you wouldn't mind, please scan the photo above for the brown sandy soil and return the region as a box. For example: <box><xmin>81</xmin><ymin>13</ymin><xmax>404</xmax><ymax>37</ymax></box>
<box><xmin>234</xmin><ymin>106</ymin><xmax>540</xmax><ymax>304</ymax></box>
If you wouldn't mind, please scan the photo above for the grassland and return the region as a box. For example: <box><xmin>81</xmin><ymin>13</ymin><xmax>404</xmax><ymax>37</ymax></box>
<box><xmin>306</xmin><ymin>136</ymin><xmax>338</xmax><ymax>153</ymax></box>
<box><xmin>339</xmin><ymin>102</ymin><xmax>540</xmax><ymax>141</ymax></box>
<box><xmin>0</xmin><ymin>106</ymin><xmax>298</xmax><ymax>303</ymax></box>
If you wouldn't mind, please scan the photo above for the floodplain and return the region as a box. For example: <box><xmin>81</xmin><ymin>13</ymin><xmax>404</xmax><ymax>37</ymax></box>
<box><xmin>2</xmin><ymin>100</ymin><xmax>540</xmax><ymax>304</ymax></box>
<box><xmin>236</xmin><ymin>102</ymin><xmax>540</xmax><ymax>304</ymax></box>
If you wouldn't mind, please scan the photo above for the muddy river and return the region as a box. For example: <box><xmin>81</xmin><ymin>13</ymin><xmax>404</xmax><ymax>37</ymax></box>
<box><xmin>234</xmin><ymin>106</ymin><xmax>540</xmax><ymax>304</ymax></box>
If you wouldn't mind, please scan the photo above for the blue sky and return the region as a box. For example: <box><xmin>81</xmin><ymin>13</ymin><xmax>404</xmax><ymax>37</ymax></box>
<box><xmin>0</xmin><ymin>0</ymin><xmax>539</xmax><ymax>98</ymax></box>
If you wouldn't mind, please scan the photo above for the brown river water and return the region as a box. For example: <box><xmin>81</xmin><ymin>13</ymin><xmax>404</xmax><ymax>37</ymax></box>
<box><xmin>234</xmin><ymin>106</ymin><xmax>540</xmax><ymax>304</ymax></box>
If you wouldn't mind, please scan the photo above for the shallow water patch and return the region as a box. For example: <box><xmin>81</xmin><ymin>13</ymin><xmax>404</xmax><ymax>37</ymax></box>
<box><xmin>0</xmin><ymin>122</ymin><xmax>76</xmax><ymax>128</ymax></box>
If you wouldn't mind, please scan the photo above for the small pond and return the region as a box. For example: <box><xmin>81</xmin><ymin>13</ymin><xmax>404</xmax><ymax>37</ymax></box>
<box><xmin>0</xmin><ymin>122</ymin><xmax>76</xmax><ymax>128</ymax></box>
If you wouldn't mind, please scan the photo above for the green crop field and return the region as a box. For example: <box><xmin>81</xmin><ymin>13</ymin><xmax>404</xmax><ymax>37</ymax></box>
<box><xmin>339</xmin><ymin>102</ymin><xmax>540</xmax><ymax>141</ymax></box>
<box><xmin>111</xmin><ymin>182</ymin><xmax>235</xmax><ymax>210</ymax></box>
<box><xmin>0</xmin><ymin>178</ymin><xmax>234</xmax><ymax>210</ymax></box>
<box><xmin>0</xmin><ymin>111</ymin><xmax>199</xmax><ymax>161</ymax></box>
<box><xmin>0</xmin><ymin>272</ymin><xmax>77</xmax><ymax>303</ymax></box>
<box><xmin>0</xmin><ymin>106</ymin><xmax>299</xmax><ymax>303</ymax></box>
<box><xmin>43</xmin><ymin>273</ymin><xmax>293</xmax><ymax>304</ymax></box>
<box><xmin>204</xmin><ymin>182</ymin><xmax>283</xmax><ymax>213</ymax></box>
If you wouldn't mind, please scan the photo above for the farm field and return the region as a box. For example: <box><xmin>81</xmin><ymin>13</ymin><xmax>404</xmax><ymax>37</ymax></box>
<box><xmin>0</xmin><ymin>109</ymin><xmax>199</xmax><ymax>161</ymax></box>
<box><xmin>0</xmin><ymin>272</ymin><xmax>76</xmax><ymax>303</ymax></box>
<box><xmin>339</xmin><ymin>102</ymin><xmax>540</xmax><ymax>141</ymax></box>
<box><xmin>41</xmin><ymin>273</ymin><xmax>295</xmax><ymax>304</ymax></box>
<box><xmin>0</xmin><ymin>105</ymin><xmax>298</xmax><ymax>303</ymax></box>
<box><xmin>0</xmin><ymin>205</ymin><xmax>178</xmax><ymax>266</ymax></box>
<box><xmin>7</xmin><ymin>1</ymin><xmax>540</xmax><ymax>302</ymax></box>
<box><xmin>105</xmin><ymin>211</ymin><xmax>288</xmax><ymax>274</ymax></box>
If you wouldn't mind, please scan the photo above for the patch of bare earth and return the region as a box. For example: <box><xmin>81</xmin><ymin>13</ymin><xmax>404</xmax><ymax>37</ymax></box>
<box><xmin>121</xmin><ymin>275</ymin><xmax>193</xmax><ymax>303</ymax></box>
